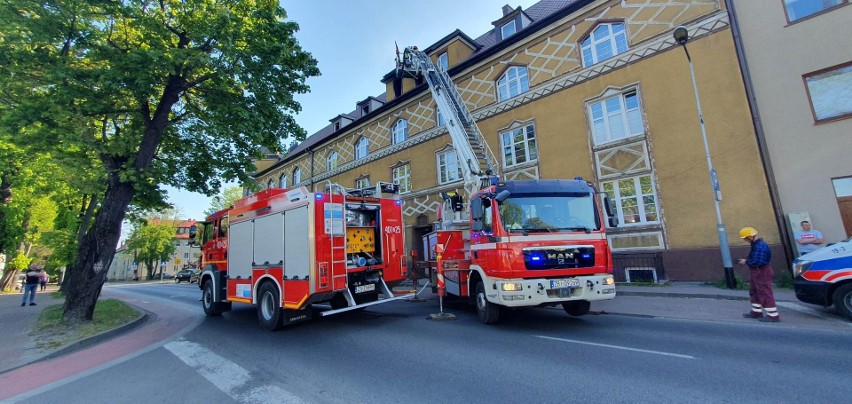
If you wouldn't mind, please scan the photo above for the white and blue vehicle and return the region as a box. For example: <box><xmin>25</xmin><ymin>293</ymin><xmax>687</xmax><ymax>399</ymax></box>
<box><xmin>792</xmin><ymin>238</ymin><xmax>852</xmax><ymax>320</ymax></box>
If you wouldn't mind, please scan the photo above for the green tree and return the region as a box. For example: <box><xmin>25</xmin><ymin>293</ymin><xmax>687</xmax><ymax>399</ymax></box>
<box><xmin>1</xmin><ymin>0</ymin><xmax>318</xmax><ymax>322</ymax></box>
<box><xmin>125</xmin><ymin>219</ymin><xmax>178</xmax><ymax>280</ymax></box>
<box><xmin>204</xmin><ymin>186</ymin><xmax>244</xmax><ymax>217</ymax></box>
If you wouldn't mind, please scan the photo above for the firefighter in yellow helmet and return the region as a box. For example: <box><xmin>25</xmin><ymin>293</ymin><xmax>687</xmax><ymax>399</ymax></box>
<box><xmin>736</xmin><ymin>227</ymin><xmax>780</xmax><ymax>322</ymax></box>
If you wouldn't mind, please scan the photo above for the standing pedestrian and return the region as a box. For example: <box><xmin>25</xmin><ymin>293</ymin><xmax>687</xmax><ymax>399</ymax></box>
<box><xmin>736</xmin><ymin>227</ymin><xmax>780</xmax><ymax>322</ymax></box>
<box><xmin>21</xmin><ymin>263</ymin><xmax>41</xmax><ymax>307</ymax></box>
<box><xmin>794</xmin><ymin>220</ymin><xmax>824</xmax><ymax>256</ymax></box>
<box><xmin>39</xmin><ymin>268</ymin><xmax>48</xmax><ymax>291</ymax></box>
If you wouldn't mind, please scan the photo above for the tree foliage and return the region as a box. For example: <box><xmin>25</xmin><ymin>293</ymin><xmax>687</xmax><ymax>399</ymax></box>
<box><xmin>125</xmin><ymin>219</ymin><xmax>177</xmax><ymax>280</ymax></box>
<box><xmin>204</xmin><ymin>185</ymin><xmax>243</xmax><ymax>217</ymax></box>
<box><xmin>1</xmin><ymin>0</ymin><xmax>318</xmax><ymax>322</ymax></box>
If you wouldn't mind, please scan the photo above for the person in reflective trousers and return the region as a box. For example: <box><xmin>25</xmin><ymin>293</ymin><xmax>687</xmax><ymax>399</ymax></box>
<box><xmin>736</xmin><ymin>227</ymin><xmax>780</xmax><ymax>322</ymax></box>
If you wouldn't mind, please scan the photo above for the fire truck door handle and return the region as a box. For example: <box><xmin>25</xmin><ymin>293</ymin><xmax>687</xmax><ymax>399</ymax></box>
<box><xmin>473</xmin><ymin>251</ymin><xmax>478</xmax><ymax>259</ymax></box>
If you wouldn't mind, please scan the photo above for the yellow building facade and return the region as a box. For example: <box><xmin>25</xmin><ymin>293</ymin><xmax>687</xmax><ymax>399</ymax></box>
<box><xmin>254</xmin><ymin>0</ymin><xmax>783</xmax><ymax>281</ymax></box>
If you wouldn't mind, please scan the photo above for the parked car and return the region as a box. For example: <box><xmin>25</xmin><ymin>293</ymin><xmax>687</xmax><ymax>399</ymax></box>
<box><xmin>793</xmin><ymin>237</ymin><xmax>852</xmax><ymax>320</ymax></box>
<box><xmin>15</xmin><ymin>274</ymin><xmax>25</xmax><ymax>291</ymax></box>
<box><xmin>175</xmin><ymin>269</ymin><xmax>199</xmax><ymax>284</ymax></box>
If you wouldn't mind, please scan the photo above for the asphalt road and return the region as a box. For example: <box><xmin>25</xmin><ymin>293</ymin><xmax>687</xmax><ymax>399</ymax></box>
<box><xmin>17</xmin><ymin>283</ymin><xmax>852</xmax><ymax>403</ymax></box>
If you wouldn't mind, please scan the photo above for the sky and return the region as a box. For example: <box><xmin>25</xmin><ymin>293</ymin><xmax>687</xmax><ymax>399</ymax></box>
<box><xmin>165</xmin><ymin>0</ymin><xmax>541</xmax><ymax>221</ymax></box>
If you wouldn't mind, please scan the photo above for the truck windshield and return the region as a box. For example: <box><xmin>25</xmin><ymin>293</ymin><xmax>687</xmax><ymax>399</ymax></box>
<box><xmin>499</xmin><ymin>194</ymin><xmax>599</xmax><ymax>233</ymax></box>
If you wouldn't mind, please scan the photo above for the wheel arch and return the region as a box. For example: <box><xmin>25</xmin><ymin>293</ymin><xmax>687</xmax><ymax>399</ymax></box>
<box><xmin>253</xmin><ymin>274</ymin><xmax>282</xmax><ymax>306</ymax></box>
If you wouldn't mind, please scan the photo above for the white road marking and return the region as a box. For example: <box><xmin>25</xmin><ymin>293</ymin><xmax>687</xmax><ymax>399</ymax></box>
<box><xmin>165</xmin><ymin>339</ymin><xmax>304</xmax><ymax>403</ymax></box>
<box><xmin>535</xmin><ymin>335</ymin><xmax>695</xmax><ymax>359</ymax></box>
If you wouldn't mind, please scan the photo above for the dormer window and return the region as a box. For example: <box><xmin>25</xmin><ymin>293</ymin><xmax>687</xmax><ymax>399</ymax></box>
<box><xmin>438</xmin><ymin>52</ymin><xmax>448</xmax><ymax>71</ymax></box>
<box><xmin>581</xmin><ymin>22</ymin><xmax>629</xmax><ymax>67</ymax></box>
<box><xmin>501</xmin><ymin>20</ymin><xmax>517</xmax><ymax>39</ymax></box>
<box><xmin>334</xmin><ymin>121</ymin><xmax>341</xmax><ymax>131</ymax></box>
<box><xmin>361</xmin><ymin>105</ymin><xmax>370</xmax><ymax>116</ymax></box>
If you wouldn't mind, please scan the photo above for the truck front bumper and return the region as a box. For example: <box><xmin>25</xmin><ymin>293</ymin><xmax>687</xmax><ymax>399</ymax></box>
<box><xmin>793</xmin><ymin>277</ymin><xmax>831</xmax><ymax>307</ymax></box>
<box><xmin>490</xmin><ymin>275</ymin><xmax>616</xmax><ymax>307</ymax></box>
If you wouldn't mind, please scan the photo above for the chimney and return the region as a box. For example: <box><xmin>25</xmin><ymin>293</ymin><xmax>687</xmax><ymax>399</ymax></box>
<box><xmin>502</xmin><ymin>4</ymin><xmax>513</xmax><ymax>16</ymax></box>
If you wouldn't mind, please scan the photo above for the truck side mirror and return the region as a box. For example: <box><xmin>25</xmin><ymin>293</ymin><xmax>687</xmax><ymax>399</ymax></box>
<box><xmin>608</xmin><ymin>217</ymin><xmax>619</xmax><ymax>228</ymax></box>
<box><xmin>495</xmin><ymin>190</ymin><xmax>511</xmax><ymax>202</ymax></box>
<box><xmin>189</xmin><ymin>225</ymin><xmax>197</xmax><ymax>239</ymax></box>
<box><xmin>603</xmin><ymin>195</ymin><xmax>616</xmax><ymax>217</ymax></box>
<box><xmin>470</xmin><ymin>198</ymin><xmax>483</xmax><ymax>220</ymax></box>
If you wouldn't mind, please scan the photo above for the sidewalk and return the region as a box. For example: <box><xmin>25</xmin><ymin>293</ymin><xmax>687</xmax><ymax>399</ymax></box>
<box><xmin>0</xmin><ymin>281</ymin><xmax>846</xmax><ymax>379</ymax></box>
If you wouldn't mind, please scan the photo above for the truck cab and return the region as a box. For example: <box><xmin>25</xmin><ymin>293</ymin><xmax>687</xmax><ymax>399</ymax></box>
<box><xmin>793</xmin><ymin>238</ymin><xmax>852</xmax><ymax>320</ymax></box>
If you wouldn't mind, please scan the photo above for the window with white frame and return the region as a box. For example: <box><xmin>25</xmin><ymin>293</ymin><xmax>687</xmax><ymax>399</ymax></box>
<box><xmin>293</xmin><ymin>168</ymin><xmax>301</xmax><ymax>185</ymax></box>
<box><xmin>501</xmin><ymin>124</ymin><xmax>538</xmax><ymax>167</ymax></box>
<box><xmin>784</xmin><ymin>0</ymin><xmax>844</xmax><ymax>22</ymax></box>
<box><xmin>437</xmin><ymin>107</ymin><xmax>445</xmax><ymax>127</ymax></box>
<box><xmin>392</xmin><ymin>119</ymin><xmax>408</xmax><ymax>144</ymax></box>
<box><xmin>438</xmin><ymin>52</ymin><xmax>448</xmax><ymax>71</ymax></box>
<box><xmin>437</xmin><ymin>149</ymin><xmax>463</xmax><ymax>184</ymax></box>
<box><xmin>589</xmin><ymin>90</ymin><xmax>643</xmax><ymax>146</ymax></box>
<box><xmin>803</xmin><ymin>61</ymin><xmax>852</xmax><ymax>123</ymax></box>
<box><xmin>279</xmin><ymin>174</ymin><xmax>287</xmax><ymax>188</ymax></box>
<box><xmin>392</xmin><ymin>164</ymin><xmax>411</xmax><ymax>193</ymax></box>
<box><xmin>267</xmin><ymin>179</ymin><xmax>274</xmax><ymax>189</ymax></box>
<box><xmin>501</xmin><ymin>20</ymin><xmax>517</xmax><ymax>39</ymax></box>
<box><xmin>581</xmin><ymin>22</ymin><xmax>628</xmax><ymax>67</ymax></box>
<box><xmin>497</xmin><ymin>66</ymin><xmax>529</xmax><ymax>102</ymax></box>
<box><xmin>355</xmin><ymin>137</ymin><xmax>369</xmax><ymax>159</ymax></box>
<box><xmin>326</xmin><ymin>151</ymin><xmax>338</xmax><ymax>172</ymax></box>
<box><xmin>601</xmin><ymin>175</ymin><xmax>659</xmax><ymax>226</ymax></box>
<box><xmin>355</xmin><ymin>177</ymin><xmax>370</xmax><ymax>189</ymax></box>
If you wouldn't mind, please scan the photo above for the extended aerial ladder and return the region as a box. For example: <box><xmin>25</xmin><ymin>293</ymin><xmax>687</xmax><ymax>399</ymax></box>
<box><xmin>397</xmin><ymin>47</ymin><xmax>501</xmax><ymax>228</ymax></box>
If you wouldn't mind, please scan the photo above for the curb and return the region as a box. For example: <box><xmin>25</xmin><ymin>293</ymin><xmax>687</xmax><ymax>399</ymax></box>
<box><xmin>0</xmin><ymin>303</ymin><xmax>150</xmax><ymax>375</ymax></box>
<box><xmin>617</xmin><ymin>290</ymin><xmax>799</xmax><ymax>303</ymax></box>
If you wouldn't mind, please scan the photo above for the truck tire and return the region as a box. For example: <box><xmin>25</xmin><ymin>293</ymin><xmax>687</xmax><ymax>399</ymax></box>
<box><xmin>257</xmin><ymin>282</ymin><xmax>285</xmax><ymax>331</ymax></box>
<box><xmin>475</xmin><ymin>281</ymin><xmax>501</xmax><ymax>324</ymax></box>
<box><xmin>202</xmin><ymin>281</ymin><xmax>222</xmax><ymax>317</ymax></box>
<box><xmin>562</xmin><ymin>300</ymin><xmax>591</xmax><ymax>317</ymax></box>
<box><xmin>833</xmin><ymin>283</ymin><xmax>852</xmax><ymax>319</ymax></box>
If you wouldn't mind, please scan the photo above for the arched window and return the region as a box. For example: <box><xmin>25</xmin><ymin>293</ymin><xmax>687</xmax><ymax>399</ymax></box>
<box><xmin>497</xmin><ymin>66</ymin><xmax>529</xmax><ymax>102</ymax></box>
<box><xmin>278</xmin><ymin>174</ymin><xmax>287</xmax><ymax>189</ymax></box>
<box><xmin>293</xmin><ymin>168</ymin><xmax>302</xmax><ymax>185</ymax></box>
<box><xmin>267</xmin><ymin>179</ymin><xmax>274</xmax><ymax>189</ymax></box>
<box><xmin>355</xmin><ymin>137</ymin><xmax>369</xmax><ymax>160</ymax></box>
<box><xmin>581</xmin><ymin>22</ymin><xmax>628</xmax><ymax>67</ymax></box>
<box><xmin>392</xmin><ymin>119</ymin><xmax>408</xmax><ymax>144</ymax></box>
<box><xmin>327</xmin><ymin>151</ymin><xmax>338</xmax><ymax>172</ymax></box>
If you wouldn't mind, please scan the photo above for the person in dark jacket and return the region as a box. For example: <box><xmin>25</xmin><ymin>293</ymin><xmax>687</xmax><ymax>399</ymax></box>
<box><xmin>736</xmin><ymin>227</ymin><xmax>780</xmax><ymax>322</ymax></box>
<box><xmin>21</xmin><ymin>264</ymin><xmax>41</xmax><ymax>307</ymax></box>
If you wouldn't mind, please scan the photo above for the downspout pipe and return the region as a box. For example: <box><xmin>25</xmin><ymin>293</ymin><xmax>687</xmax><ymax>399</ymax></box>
<box><xmin>725</xmin><ymin>0</ymin><xmax>795</xmax><ymax>268</ymax></box>
<box><xmin>309</xmin><ymin>149</ymin><xmax>315</xmax><ymax>192</ymax></box>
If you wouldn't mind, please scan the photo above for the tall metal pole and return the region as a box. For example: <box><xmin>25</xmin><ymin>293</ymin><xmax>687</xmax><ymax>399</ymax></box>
<box><xmin>677</xmin><ymin>29</ymin><xmax>737</xmax><ymax>289</ymax></box>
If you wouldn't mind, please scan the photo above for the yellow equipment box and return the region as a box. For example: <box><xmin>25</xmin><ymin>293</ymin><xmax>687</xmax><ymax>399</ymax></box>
<box><xmin>346</xmin><ymin>227</ymin><xmax>376</xmax><ymax>254</ymax></box>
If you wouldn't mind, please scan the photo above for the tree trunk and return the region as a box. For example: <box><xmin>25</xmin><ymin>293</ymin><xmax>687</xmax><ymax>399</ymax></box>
<box><xmin>62</xmin><ymin>180</ymin><xmax>135</xmax><ymax>323</ymax></box>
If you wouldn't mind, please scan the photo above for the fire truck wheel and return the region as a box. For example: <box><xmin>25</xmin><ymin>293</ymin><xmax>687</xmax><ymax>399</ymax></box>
<box><xmin>257</xmin><ymin>282</ymin><xmax>285</xmax><ymax>331</ymax></box>
<box><xmin>833</xmin><ymin>283</ymin><xmax>852</xmax><ymax>319</ymax></box>
<box><xmin>475</xmin><ymin>282</ymin><xmax>501</xmax><ymax>324</ymax></box>
<box><xmin>202</xmin><ymin>281</ymin><xmax>222</xmax><ymax>317</ymax></box>
<box><xmin>561</xmin><ymin>300</ymin><xmax>590</xmax><ymax>317</ymax></box>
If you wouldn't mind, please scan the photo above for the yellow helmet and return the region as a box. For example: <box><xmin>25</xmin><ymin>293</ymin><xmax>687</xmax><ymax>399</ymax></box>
<box><xmin>739</xmin><ymin>227</ymin><xmax>758</xmax><ymax>238</ymax></box>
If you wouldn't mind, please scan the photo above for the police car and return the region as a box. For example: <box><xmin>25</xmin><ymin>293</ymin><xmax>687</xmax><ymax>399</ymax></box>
<box><xmin>793</xmin><ymin>238</ymin><xmax>852</xmax><ymax>320</ymax></box>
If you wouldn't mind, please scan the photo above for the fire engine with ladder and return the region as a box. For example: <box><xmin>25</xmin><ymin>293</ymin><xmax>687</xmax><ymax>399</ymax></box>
<box><xmin>190</xmin><ymin>183</ymin><xmax>419</xmax><ymax>330</ymax></box>
<box><xmin>397</xmin><ymin>46</ymin><xmax>619</xmax><ymax>323</ymax></box>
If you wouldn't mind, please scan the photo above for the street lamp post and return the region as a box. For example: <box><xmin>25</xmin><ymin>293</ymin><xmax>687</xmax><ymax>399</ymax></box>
<box><xmin>673</xmin><ymin>26</ymin><xmax>736</xmax><ymax>289</ymax></box>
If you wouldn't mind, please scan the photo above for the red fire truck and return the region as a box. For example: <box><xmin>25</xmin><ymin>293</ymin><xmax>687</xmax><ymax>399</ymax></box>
<box><xmin>399</xmin><ymin>46</ymin><xmax>618</xmax><ymax>323</ymax></box>
<box><xmin>190</xmin><ymin>183</ymin><xmax>411</xmax><ymax>330</ymax></box>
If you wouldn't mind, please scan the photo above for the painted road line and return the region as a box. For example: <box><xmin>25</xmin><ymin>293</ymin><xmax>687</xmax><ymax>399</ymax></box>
<box><xmin>164</xmin><ymin>339</ymin><xmax>304</xmax><ymax>404</ymax></box>
<box><xmin>535</xmin><ymin>335</ymin><xmax>695</xmax><ymax>359</ymax></box>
